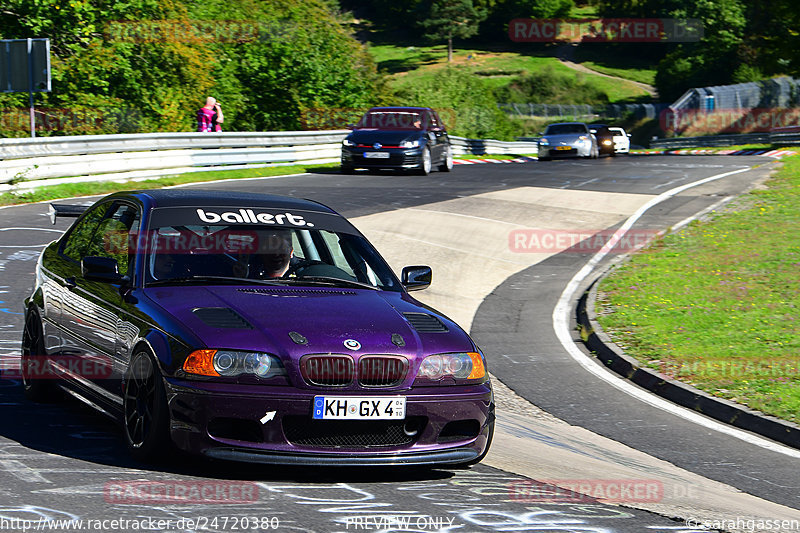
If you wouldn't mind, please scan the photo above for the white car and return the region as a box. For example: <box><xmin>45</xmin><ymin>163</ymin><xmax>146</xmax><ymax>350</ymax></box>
<box><xmin>608</xmin><ymin>127</ymin><xmax>631</xmax><ymax>154</ymax></box>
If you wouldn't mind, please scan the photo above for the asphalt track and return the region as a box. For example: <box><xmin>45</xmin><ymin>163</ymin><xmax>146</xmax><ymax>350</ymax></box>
<box><xmin>0</xmin><ymin>154</ymin><xmax>798</xmax><ymax>533</ymax></box>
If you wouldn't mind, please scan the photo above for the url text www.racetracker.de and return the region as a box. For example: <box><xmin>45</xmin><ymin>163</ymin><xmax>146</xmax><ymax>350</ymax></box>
<box><xmin>685</xmin><ymin>517</ymin><xmax>800</xmax><ymax>531</ymax></box>
<box><xmin>0</xmin><ymin>516</ymin><xmax>281</xmax><ymax>531</ymax></box>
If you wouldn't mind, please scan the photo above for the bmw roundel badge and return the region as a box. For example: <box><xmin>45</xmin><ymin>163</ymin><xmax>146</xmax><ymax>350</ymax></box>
<box><xmin>373</xmin><ymin>143</ymin><xmax>382</xmax><ymax>149</ymax></box>
<box><xmin>343</xmin><ymin>339</ymin><xmax>362</xmax><ymax>351</ymax></box>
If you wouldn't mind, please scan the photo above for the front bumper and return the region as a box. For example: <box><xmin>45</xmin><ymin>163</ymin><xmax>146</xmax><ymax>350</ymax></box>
<box><xmin>341</xmin><ymin>147</ymin><xmax>424</xmax><ymax>170</ymax></box>
<box><xmin>538</xmin><ymin>142</ymin><xmax>591</xmax><ymax>158</ymax></box>
<box><xmin>613</xmin><ymin>142</ymin><xmax>630</xmax><ymax>153</ymax></box>
<box><xmin>165</xmin><ymin>378</ymin><xmax>494</xmax><ymax>465</ymax></box>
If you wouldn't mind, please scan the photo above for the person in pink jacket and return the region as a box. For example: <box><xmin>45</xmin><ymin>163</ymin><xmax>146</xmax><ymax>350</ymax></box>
<box><xmin>197</xmin><ymin>97</ymin><xmax>224</xmax><ymax>132</ymax></box>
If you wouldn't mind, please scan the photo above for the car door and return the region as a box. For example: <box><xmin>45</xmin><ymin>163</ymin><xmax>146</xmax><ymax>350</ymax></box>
<box><xmin>427</xmin><ymin>111</ymin><xmax>446</xmax><ymax>161</ymax></box>
<box><xmin>57</xmin><ymin>201</ymin><xmax>141</xmax><ymax>409</ymax></box>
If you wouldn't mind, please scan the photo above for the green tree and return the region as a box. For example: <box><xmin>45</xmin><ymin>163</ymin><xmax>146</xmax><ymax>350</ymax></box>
<box><xmin>420</xmin><ymin>0</ymin><xmax>487</xmax><ymax>62</ymax></box>
<box><xmin>399</xmin><ymin>66</ymin><xmax>519</xmax><ymax>139</ymax></box>
<box><xmin>0</xmin><ymin>0</ymin><xmax>391</xmax><ymax>135</ymax></box>
<box><xmin>654</xmin><ymin>0</ymin><xmax>747</xmax><ymax>101</ymax></box>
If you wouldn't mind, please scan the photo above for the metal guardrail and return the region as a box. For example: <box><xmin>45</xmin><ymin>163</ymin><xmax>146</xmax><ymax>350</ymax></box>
<box><xmin>769</xmin><ymin>131</ymin><xmax>800</xmax><ymax>146</ymax></box>
<box><xmin>650</xmin><ymin>133</ymin><xmax>771</xmax><ymax>149</ymax></box>
<box><xmin>0</xmin><ymin>131</ymin><xmax>351</xmax><ymax>160</ymax></box>
<box><xmin>0</xmin><ymin>131</ymin><xmax>541</xmax><ymax>189</ymax></box>
<box><xmin>650</xmin><ymin>131</ymin><xmax>800</xmax><ymax>149</ymax></box>
<box><xmin>498</xmin><ymin>103</ymin><xmax>668</xmax><ymax>120</ymax></box>
<box><xmin>450</xmin><ymin>137</ymin><xmax>539</xmax><ymax>155</ymax></box>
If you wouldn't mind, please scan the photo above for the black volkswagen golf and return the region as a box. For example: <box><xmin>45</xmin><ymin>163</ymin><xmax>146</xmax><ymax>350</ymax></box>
<box><xmin>340</xmin><ymin>107</ymin><xmax>453</xmax><ymax>175</ymax></box>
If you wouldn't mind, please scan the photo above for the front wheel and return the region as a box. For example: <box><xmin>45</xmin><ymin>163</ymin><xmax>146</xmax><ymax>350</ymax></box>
<box><xmin>123</xmin><ymin>350</ymin><xmax>171</xmax><ymax>462</ymax></box>
<box><xmin>417</xmin><ymin>147</ymin><xmax>432</xmax><ymax>175</ymax></box>
<box><xmin>438</xmin><ymin>146</ymin><xmax>453</xmax><ymax>172</ymax></box>
<box><xmin>21</xmin><ymin>311</ymin><xmax>58</xmax><ymax>402</ymax></box>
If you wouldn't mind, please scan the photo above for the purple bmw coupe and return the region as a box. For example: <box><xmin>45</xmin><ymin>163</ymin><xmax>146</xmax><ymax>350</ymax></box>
<box><xmin>22</xmin><ymin>190</ymin><xmax>494</xmax><ymax>466</ymax></box>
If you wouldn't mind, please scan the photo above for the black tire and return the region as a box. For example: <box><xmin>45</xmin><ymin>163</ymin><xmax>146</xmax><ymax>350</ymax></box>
<box><xmin>438</xmin><ymin>146</ymin><xmax>453</xmax><ymax>172</ymax></box>
<box><xmin>538</xmin><ymin>156</ymin><xmax>550</xmax><ymax>161</ymax></box>
<box><xmin>417</xmin><ymin>147</ymin><xmax>432</xmax><ymax>175</ymax></box>
<box><xmin>123</xmin><ymin>350</ymin><xmax>171</xmax><ymax>463</ymax></box>
<box><xmin>21</xmin><ymin>311</ymin><xmax>59</xmax><ymax>402</ymax></box>
<box><xmin>340</xmin><ymin>165</ymin><xmax>355</xmax><ymax>174</ymax></box>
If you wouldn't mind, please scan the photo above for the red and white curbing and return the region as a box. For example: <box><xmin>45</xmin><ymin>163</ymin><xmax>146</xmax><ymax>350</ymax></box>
<box><xmin>453</xmin><ymin>156</ymin><xmax>537</xmax><ymax>165</ymax></box>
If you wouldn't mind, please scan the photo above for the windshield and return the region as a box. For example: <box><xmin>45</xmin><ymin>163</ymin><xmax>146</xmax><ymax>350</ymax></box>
<box><xmin>356</xmin><ymin>111</ymin><xmax>426</xmax><ymax>130</ymax></box>
<box><xmin>544</xmin><ymin>123</ymin><xmax>588</xmax><ymax>135</ymax></box>
<box><xmin>142</xmin><ymin>224</ymin><xmax>401</xmax><ymax>291</ymax></box>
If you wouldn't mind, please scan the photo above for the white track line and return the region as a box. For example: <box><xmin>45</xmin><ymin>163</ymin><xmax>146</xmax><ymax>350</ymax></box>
<box><xmin>553</xmin><ymin>166</ymin><xmax>800</xmax><ymax>459</ymax></box>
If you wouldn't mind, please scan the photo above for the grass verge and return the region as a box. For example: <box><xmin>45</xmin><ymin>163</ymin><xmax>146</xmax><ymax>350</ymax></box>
<box><xmin>596</xmin><ymin>155</ymin><xmax>800</xmax><ymax>424</ymax></box>
<box><xmin>368</xmin><ymin>45</ymin><xmax>651</xmax><ymax>103</ymax></box>
<box><xmin>0</xmin><ymin>164</ymin><xmax>338</xmax><ymax>207</ymax></box>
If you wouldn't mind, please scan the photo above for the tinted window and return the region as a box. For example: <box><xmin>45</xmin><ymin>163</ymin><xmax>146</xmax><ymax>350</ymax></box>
<box><xmin>86</xmin><ymin>203</ymin><xmax>140</xmax><ymax>276</ymax></box>
<box><xmin>356</xmin><ymin>111</ymin><xmax>425</xmax><ymax>130</ymax></box>
<box><xmin>544</xmin><ymin>124</ymin><xmax>588</xmax><ymax>135</ymax></box>
<box><xmin>62</xmin><ymin>203</ymin><xmax>111</xmax><ymax>262</ymax></box>
<box><xmin>145</xmin><ymin>225</ymin><xmax>400</xmax><ymax>291</ymax></box>
<box><xmin>61</xmin><ymin>202</ymin><xmax>140</xmax><ymax>276</ymax></box>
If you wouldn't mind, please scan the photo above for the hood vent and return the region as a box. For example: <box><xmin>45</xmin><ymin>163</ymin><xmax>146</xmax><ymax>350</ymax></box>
<box><xmin>237</xmin><ymin>288</ymin><xmax>357</xmax><ymax>296</ymax></box>
<box><xmin>192</xmin><ymin>307</ymin><xmax>253</xmax><ymax>329</ymax></box>
<box><xmin>402</xmin><ymin>312</ymin><xmax>448</xmax><ymax>333</ymax></box>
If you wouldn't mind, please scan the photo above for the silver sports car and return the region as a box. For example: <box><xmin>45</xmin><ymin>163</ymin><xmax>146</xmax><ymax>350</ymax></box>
<box><xmin>537</xmin><ymin>122</ymin><xmax>599</xmax><ymax>160</ymax></box>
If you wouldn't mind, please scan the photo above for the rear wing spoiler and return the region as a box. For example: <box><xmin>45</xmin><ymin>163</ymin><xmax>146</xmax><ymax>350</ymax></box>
<box><xmin>48</xmin><ymin>204</ymin><xmax>89</xmax><ymax>225</ymax></box>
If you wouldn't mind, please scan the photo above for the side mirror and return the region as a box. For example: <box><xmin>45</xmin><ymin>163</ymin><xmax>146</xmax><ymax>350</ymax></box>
<box><xmin>401</xmin><ymin>266</ymin><xmax>432</xmax><ymax>291</ymax></box>
<box><xmin>82</xmin><ymin>256</ymin><xmax>124</xmax><ymax>283</ymax></box>
<box><xmin>589</xmin><ymin>129</ymin><xmax>597</xmax><ymax>134</ymax></box>
<box><xmin>627</xmin><ymin>133</ymin><xmax>632</xmax><ymax>137</ymax></box>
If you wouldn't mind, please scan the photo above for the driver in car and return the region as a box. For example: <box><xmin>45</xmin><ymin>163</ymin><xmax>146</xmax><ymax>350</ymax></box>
<box><xmin>249</xmin><ymin>230</ymin><xmax>293</xmax><ymax>279</ymax></box>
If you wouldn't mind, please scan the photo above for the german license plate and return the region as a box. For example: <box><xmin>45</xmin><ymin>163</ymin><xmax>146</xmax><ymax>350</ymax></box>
<box><xmin>312</xmin><ymin>396</ymin><xmax>406</xmax><ymax>420</ymax></box>
<box><xmin>364</xmin><ymin>152</ymin><xmax>390</xmax><ymax>159</ymax></box>
<box><xmin>555</xmin><ymin>146</ymin><xmax>572</xmax><ymax>150</ymax></box>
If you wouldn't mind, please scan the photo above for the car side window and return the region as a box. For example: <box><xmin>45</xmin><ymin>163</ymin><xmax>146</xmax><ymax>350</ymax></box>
<box><xmin>61</xmin><ymin>202</ymin><xmax>140</xmax><ymax>276</ymax></box>
<box><xmin>434</xmin><ymin>111</ymin><xmax>447</xmax><ymax>130</ymax></box>
<box><xmin>86</xmin><ymin>203</ymin><xmax>140</xmax><ymax>276</ymax></box>
<box><xmin>61</xmin><ymin>203</ymin><xmax>111</xmax><ymax>262</ymax></box>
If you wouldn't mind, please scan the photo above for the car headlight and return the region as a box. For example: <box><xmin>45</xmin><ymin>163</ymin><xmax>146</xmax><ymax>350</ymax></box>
<box><xmin>342</xmin><ymin>139</ymin><xmax>355</xmax><ymax>147</ymax></box>
<box><xmin>401</xmin><ymin>139</ymin><xmax>420</xmax><ymax>148</ymax></box>
<box><xmin>539</xmin><ymin>137</ymin><xmax>549</xmax><ymax>145</ymax></box>
<box><xmin>183</xmin><ymin>349</ymin><xmax>286</xmax><ymax>379</ymax></box>
<box><xmin>415</xmin><ymin>352</ymin><xmax>486</xmax><ymax>383</ymax></box>
<box><xmin>578</xmin><ymin>136</ymin><xmax>589</xmax><ymax>142</ymax></box>
<box><xmin>602</xmin><ymin>139</ymin><xmax>612</xmax><ymax>145</ymax></box>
